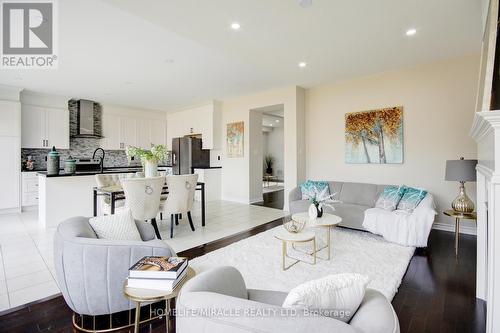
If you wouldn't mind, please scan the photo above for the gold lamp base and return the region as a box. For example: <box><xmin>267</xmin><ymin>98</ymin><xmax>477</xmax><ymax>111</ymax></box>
<box><xmin>451</xmin><ymin>181</ymin><xmax>474</xmax><ymax>214</ymax></box>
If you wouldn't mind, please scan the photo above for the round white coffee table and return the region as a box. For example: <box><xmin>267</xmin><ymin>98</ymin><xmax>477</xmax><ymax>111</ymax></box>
<box><xmin>124</xmin><ymin>267</ymin><xmax>196</xmax><ymax>333</ymax></box>
<box><xmin>292</xmin><ymin>212</ymin><xmax>342</xmax><ymax>260</ymax></box>
<box><xmin>274</xmin><ymin>227</ymin><xmax>316</xmax><ymax>270</ymax></box>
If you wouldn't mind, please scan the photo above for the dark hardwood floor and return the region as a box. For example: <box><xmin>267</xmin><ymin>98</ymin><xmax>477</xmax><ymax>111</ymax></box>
<box><xmin>253</xmin><ymin>188</ymin><xmax>284</xmax><ymax>209</ymax></box>
<box><xmin>0</xmin><ymin>219</ymin><xmax>485</xmax><ymax>333</ymax></box>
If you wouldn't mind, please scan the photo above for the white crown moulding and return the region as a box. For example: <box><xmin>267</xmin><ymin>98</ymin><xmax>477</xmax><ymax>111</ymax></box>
<box><xmin>470</xmin><ymin>110</ymin><xmax>500</xmax><ymax>143</ymax></box>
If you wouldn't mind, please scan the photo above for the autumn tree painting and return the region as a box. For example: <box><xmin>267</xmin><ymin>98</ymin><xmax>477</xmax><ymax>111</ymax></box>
<box><xmin>345</xmin><ymin>107</ymin><xmax>403</xmax><ymax>164</ymax></box>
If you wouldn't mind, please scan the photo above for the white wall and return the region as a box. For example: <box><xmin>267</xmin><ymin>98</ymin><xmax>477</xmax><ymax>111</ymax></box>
<box><xmin>249</xmin><ymin>112</ymin><xmax>263</xmax><ymax>203</ymax></box>
<box><xmin>306</xmin><ymin>55</ymin><xmax>480</xmax><ymax>230</ymax></box>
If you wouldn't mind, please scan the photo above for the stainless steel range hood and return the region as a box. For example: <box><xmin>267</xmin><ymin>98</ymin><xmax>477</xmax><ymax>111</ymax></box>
<box><xmin>73</xmin><ymin>99</ymin><xmax>102</xmax><ymax>138</ymax></box>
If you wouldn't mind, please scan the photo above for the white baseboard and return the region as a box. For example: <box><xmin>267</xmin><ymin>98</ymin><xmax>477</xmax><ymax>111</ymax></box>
<box><xmin>249</xmin><ymin>197</ymin><xmax>263</xmax><ymax>204</ymax></box>
<box><xmin>0</xmin><ymin>207</ymin><xmax>21</xmax><ymax>215</ymax></box>
<box><xmin>432</xmin><ymin>222</ymin><xmax>477</xmax><ymax>236</ymax></box>
<box><xmin>21</xmin><ymin>205</ymin><xmax>38</xmax><ymax>212</ymax></box>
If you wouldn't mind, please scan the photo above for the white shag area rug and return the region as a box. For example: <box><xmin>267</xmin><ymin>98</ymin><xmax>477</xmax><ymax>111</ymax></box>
<box><xmin>190</xmin><ymin>226</ymin><xmax>415</xmax><ymax>300</ymax></box>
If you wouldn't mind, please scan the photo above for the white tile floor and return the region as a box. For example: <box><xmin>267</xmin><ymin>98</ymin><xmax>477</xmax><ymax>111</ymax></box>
<box><xmin>0</xmin><ymin>201</ymin><xmax>288</xmax><ymax>312</ymax></box>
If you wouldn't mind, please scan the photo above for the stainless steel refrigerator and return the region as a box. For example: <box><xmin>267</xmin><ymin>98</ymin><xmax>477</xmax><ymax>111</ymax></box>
<box><xmin>171</xmin><ymin>137</ymin><xmax>210</xmax><ymax>174</ymax></box>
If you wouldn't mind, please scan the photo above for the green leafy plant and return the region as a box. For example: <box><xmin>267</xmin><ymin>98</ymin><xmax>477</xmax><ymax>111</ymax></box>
<box><xmin>126</xmin><ymin>145</ymin><xmax>168</xmax><ymax>164</ymax></box>
<box><xmin>264</xmin><ymin>154</ymin><xmax>275</xmax><ymax>170</ymax></box>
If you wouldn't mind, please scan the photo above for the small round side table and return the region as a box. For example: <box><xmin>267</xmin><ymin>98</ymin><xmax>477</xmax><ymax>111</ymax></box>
<box><xmin>292</xmin><ymin>212</ymin><xmax>342</xmax><ymax>260</ymax></box>
<box><xmin>274</xmin><ymin>227</ymin><xmax>316</xmax><ymax>270</ymax></box>
<box><xmin>124</xmin><ymin>267</ymin><xmax>196</xmax><ymax>333</ymax></box>
<box><xmin>443</xmin><ymin>210</ymin><xmax>477</xmax><ymax>257</ymax></box>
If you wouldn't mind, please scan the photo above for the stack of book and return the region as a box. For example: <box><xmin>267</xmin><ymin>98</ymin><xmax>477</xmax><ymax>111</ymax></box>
<box><xmin>127</xmin><ymin>256</ymin><xmax>189</xmax><ymax>292</ymax></box>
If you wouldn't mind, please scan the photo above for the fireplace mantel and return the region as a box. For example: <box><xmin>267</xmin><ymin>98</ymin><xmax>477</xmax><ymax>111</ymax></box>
<box><xmin>470</xmin><ymin>110</ymin><xmax>500</xmax><ymax>333</ymax></box>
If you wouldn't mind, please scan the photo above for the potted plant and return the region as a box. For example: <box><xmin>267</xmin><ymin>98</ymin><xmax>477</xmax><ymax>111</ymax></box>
<box><xmin>126</xmin><ymin>145</ymin><xmax>167</xmax><ymax>178</ymax></box>
<box><xmin>264</xmin><ymin>154</ymin><xmax>275</xmax><ymax>175</ymax></box>
<box><xmin>305</xmin><ymin>187</ymin><xmax>339</xmax><ymax>219</ymax></box>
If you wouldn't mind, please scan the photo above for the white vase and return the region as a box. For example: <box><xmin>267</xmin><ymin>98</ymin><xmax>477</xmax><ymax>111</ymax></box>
<box><xmin>144</xmin><ymin>160</ymin><xmax>158</xmax><ymax>178</ymax></box>
<box><xmin>308</xmin><ymin>204</ymin><xmax>317</xmax><ymax>220</ymax></box>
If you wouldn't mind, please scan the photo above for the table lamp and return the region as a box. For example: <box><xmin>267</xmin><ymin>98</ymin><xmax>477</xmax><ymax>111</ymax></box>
<box><xmin>445</xmin><ymin>157</ymin><xmax>477</xmax><ymax>214</ymax></box>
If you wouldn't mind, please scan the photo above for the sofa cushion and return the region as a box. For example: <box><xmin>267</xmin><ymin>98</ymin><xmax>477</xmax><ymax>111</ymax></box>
<box><xmin>333</xmin><ymin>203</ymin><xmax>370</xmax><ymax>230</ymax></box>
<box><xmin>397</xmin><ymin>187</ymin><xmax>428</xmax><ymax>212</ymax></box>
<box><xmin>300</xmin><ymin>180</ymin><xmax>330</xmax><ymax>200</ymax></box>
<box><xmin>89</xmin><ymin>208</ymin><xmax>142</xmax><ymax>241</ymax></box>
<box><xmin>282</xmin><ymin>273</ymin><xmax>370</xmax><ymax>323</ymax></box>
<box><xmin>339</xmin><ymin>182</ymin><xmax>378</xmax><ymax>207</ymax></box>
<box><xmin>328</xmin><ymin>181</ymin><xmax>343</xmax><ymax>199</ymax></box>
<box><xmin>375</xmin><ymin>185</ymin><xmax>406</xmax><ymax>211</ymax></box>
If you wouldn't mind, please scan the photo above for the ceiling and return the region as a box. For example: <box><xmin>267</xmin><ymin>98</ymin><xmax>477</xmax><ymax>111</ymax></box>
<box><xmin>0</xmin><ymin>0</ymin><xmax>482</xmax><ymax>112</ymax></box>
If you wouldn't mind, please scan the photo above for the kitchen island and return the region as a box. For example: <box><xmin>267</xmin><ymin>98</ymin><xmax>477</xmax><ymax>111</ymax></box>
<box><xmin>37</xmin><ymin>166</ymin><xmax>172</xmax><ymax>227</ymax></box>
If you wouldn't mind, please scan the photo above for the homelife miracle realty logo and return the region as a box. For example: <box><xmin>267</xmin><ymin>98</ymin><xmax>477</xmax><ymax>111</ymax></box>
<box><xmin>1</xmin><ymin>0</ymin><xmax>58</xmax><ymax>69</ymax></box>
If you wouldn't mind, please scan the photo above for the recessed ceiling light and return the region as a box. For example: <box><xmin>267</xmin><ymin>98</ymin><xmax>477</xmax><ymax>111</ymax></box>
<box><xmin>231</xmin><ymin>22</ymin><xmax>241</xmax><ymax>30</ymax></box>
<box><xmin>406</xmin><ymin>28</ymin><xmax>417</xmax><ymax>36</ymax></box>
<box><xmin>298</xmin><ymin>62</ymin><xmax>307</xmax><ymax>68</ymax></box>
<box><xmin>275</xmin><ymin>119</ymin><xmax>280</xmax><ymax>123</ymax></box>
<box><xmin>270</xmin><ymin>124</ymin><xmax>273</xmax><ymax>127</ymax></box>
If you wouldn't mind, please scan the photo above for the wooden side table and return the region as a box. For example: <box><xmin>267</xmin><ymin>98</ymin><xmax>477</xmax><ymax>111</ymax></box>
<box><xmin>443</xmin><ymin>210</ymin><xmax>477</xmax><ymax>257</ymax></box>
<box><xmin>274</xmin><ymin>227</ymin><xmax>316</xmax><ymax>270</ymax></box>
<box><xmin>124</xmin><ymin>267</ymin><xmax>196</xmax><ymax>333</ymax></box>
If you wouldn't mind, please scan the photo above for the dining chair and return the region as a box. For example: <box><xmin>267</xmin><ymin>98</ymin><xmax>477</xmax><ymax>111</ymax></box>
<box><xmin>163</xmin><ymin>174</ymin><xmax>199</xmax><ymax>238</ymax></box>
<box><xmin>136</xmin><ymin>171</ymin><xmax>169</xmax><ymax>219</ymax></box>
<box><xmin>121</xmin><ymin>176</ymin><xmax>166</xmax><ymax>239</ymax></box>
<box><xmin>95</xmin><ymin>173</ymin><xmax>137</xmax><ymax>215</ymax></box>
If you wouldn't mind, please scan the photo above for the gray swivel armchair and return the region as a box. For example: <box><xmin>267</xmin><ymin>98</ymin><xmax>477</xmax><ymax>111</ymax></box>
<box><xmin>54</xmin><ymin>216</ymin><xmax>175</xmax><ymax>320</ymax></box>
<box><xmin>177</xmin><ymin>266</ymin><xmax>400</xmax><ymax>333</ymax></box>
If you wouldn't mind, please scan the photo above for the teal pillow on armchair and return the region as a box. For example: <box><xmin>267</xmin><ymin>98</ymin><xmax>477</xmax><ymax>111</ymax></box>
<box><xmin>300</xmin><ymin>180</ymin><xmax>330</xmax><ymax>200</ymax></box>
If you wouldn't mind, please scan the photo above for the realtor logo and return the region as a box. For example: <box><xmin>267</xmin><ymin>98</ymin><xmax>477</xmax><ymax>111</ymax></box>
<box><xmin>1</xmin><ymin>0</ymin><xmax>58</xmax><ymax>68</ymax></box>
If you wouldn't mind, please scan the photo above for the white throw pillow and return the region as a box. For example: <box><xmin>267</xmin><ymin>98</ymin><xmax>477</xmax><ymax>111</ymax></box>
<box><xmin>89</xmin><ymin>208</ymin><xmax>142</xmax><ymax>241</ymax></box>
<box><xmin>282</xmin><ymin>273</ymin><xmax>370</xmax><ymax>322</ymax></box>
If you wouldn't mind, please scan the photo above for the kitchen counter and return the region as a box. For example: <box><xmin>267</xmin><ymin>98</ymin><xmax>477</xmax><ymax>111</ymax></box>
<box><xmin>37</xmin><ymin>165</ymin><xmax>172</xmax><ymax>177</ymax></box>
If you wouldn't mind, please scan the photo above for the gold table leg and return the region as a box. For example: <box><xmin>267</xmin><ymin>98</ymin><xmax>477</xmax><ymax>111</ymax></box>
<box><xmin>134</xmin><ymin>302</ymin><xmax>141</xmax><ymax>333</ymax></box>
<box><xmin>455</xmin><ymin>217</ymin><xmax>460</xmax><ymax>257</ymax></box>
<box><xmin>327</xmin><ymin>227</ymin><xmax>331</xmax><ymax>260</ymax></box>
<box><xmin>313</xmin><ymin>238</ymin><xmax>316</xmax><ymax>264</ymax></box>
<box><xmin>165</xmin><ymin>299</ymin><xmax>170</xmax><ymax>333</ymax></box>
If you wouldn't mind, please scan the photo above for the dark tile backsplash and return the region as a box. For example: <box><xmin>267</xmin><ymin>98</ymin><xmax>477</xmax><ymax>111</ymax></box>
<box><xmin>21</xmin><ymin>138</ymin><xmax>140</xmax><ymax>170</ymax></box>
<box><xmin>21</xmin><ymin>99</ymin><xmax>140</xmax><ymax>170</ymax></box>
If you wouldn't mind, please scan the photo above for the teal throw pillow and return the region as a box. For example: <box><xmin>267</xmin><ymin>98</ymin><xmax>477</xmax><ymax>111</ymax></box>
<box><xmin>375</xmin><ymin>185</ymin><xmax>406</xmax><ymax>211</ymax></box>
<box><xmin>397</xmin><ymin>187</ymin><xmax>427</xmax><ymax>212</ymax></box>
<box><xmin>300</xmin><ymin>180</ymin><xmax>330</xmax><ymax>200</ymax></box>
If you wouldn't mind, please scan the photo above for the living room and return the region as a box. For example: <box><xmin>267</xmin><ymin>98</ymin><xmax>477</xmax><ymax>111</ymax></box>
<box><xmin>0</xmin><ymin>0</ymin><xmax>498</xmax><ymax>332</ymax></box>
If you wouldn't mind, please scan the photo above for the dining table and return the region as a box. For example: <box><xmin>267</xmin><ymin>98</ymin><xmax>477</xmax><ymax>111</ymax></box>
<box><xmin>92</xmin><ymin>182</ymin><xmax>206</xmax><ymax>227</ymax></box>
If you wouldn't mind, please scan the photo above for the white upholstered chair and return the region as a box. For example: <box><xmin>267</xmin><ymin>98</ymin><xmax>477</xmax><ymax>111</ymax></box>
<box><xmin>163</xmin><ymin>174</ymin><xmax>199</xmax><ymax>238</ymax></box>
<box><xmin>95</xmin><ymin>173</ymin><xmax>137</xmax><ymax>215</ymax></box>
<box><xmin>121</xmin><ymin>176</ymin><xmax>165</xmax><ymax>239</ymax></box>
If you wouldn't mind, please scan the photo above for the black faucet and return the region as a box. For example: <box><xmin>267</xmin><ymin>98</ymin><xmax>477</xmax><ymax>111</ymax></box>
<box><xmin>92</xmin><ymin>148</ymin><xmax>105</xmax><ymax>173</ymax></box>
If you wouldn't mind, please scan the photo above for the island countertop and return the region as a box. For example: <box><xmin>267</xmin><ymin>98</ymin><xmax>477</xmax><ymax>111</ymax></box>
<box><xmin>37</xmin><ymin>165</ymin><xmax>173</xmax><ymax>177</ymax></box>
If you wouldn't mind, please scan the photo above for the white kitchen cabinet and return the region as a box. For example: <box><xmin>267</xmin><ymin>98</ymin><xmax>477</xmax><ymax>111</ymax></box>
<box><xmin>167</xmin><ymin>101</ymin><xmax>221</xmax><ymax>150</ymax></box>
<box><xmin>120</xmin><ymin>117</ymin><xmax>137</xmax><ymax>149</ymax></box>
<box><xmin>21</xmin><ymin>104</ymin><xmax>69</xmax><ymax>149</ymax></box>
<box><xmin>0</xmin><ymin>100</ymin><xmax>20</xmax><ymax>136</ymax></box>
<box><xmin>47</xmin><ymin>107</ymin><xmax>69</xmax><ymax>149</ymax></box>
<box><xmin>0</xmin><ymin>137</ymin><xmax>20</xmax><ymax>211</ymax></box>
<box><xmin>150</xmin><ymin>120</ymin><xmax>167</xmax><ymax>147</ymax></box>
<box><xmin>137</xmin><ymin>118</ymin><xmax>151</xmax><ymax>149</ymax></box>
<box><xmin>101</xmin><ymin>113</ymin><xmax>121</xmax><ymax>150</ymax></box>
<box><xmin>193</xmin><ymin>168</ymin><xmax>221</xmax><ymax>202</ymax></box>
<box><xmin>22</xmin><ymin>172</ymin><xmax>39</xmax><ymax>208</ymax></box>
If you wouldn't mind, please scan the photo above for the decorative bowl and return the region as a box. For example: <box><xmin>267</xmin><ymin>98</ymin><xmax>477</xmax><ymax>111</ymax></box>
<box><xmin>283</xmin><ymin>218</ymin><xmax>306</xmax><ymax>233</ymax></box>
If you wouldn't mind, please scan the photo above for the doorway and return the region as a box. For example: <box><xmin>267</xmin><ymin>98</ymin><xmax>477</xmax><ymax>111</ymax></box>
<box><xmin>249</xmin><ymin>104</ymin><xmax>284</xmax><ymax>209</ymax></box>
